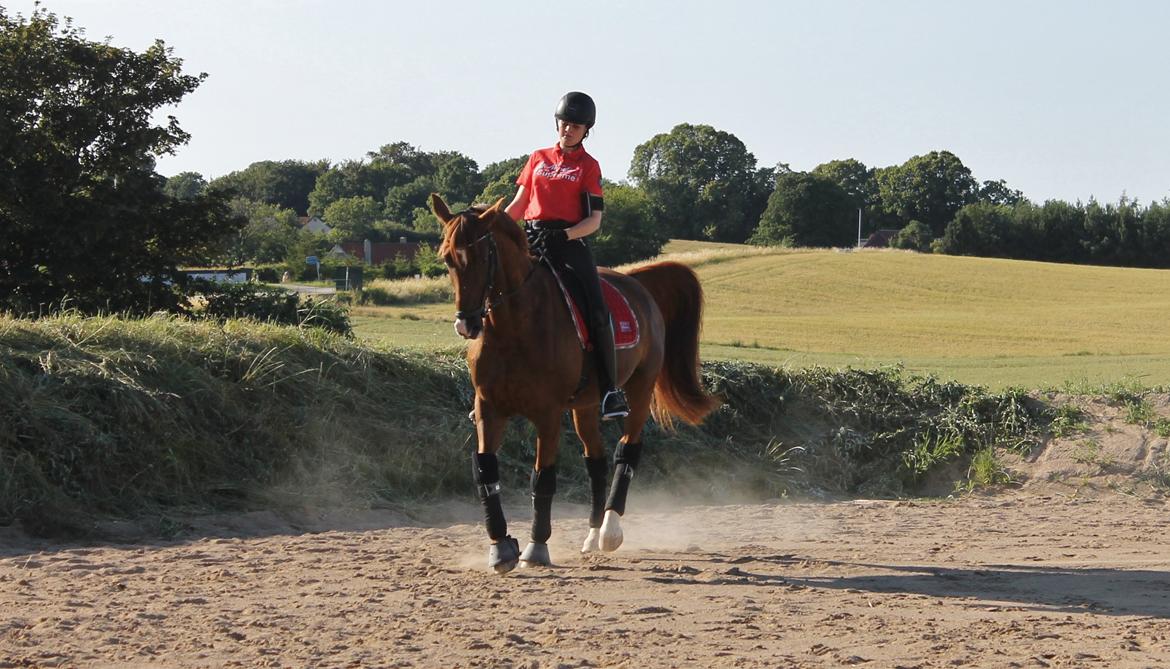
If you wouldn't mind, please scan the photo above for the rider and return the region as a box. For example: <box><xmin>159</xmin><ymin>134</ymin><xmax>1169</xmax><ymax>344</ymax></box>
<box><xmin>504</xmin><ymin>91</ymin><xmax>630</xmax><ymax>420</ymax></box>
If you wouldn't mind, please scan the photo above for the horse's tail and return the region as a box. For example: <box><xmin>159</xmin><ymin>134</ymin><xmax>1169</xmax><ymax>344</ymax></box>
<box><xmin>628</xmin><ymin>261</ymin><xmax>720</xmax><ymax>427</ymax></box>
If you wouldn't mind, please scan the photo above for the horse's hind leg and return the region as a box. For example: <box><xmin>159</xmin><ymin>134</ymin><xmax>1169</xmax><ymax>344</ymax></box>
<box><xmin>599</xmin><ymin>376</ymin><xmax>654</xmax><ymax>552</ymax></box>
<box><xmin>572</xmin><ymin>406</ymin><xmax>607</xmax><ymax>553</ymax></box>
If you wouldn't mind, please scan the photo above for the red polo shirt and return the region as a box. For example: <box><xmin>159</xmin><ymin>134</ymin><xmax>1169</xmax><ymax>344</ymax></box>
<box><xmin>516</xmin><ymin>144</ymin><xmax>603</xmax><ymax>222</ymax></box>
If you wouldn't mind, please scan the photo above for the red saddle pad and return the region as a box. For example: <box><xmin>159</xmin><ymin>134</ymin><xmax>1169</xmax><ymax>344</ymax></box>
<box><xmin>554</xmin><ymin>275</ymin><xmax>640</xmax><ymax>351</ymax></box>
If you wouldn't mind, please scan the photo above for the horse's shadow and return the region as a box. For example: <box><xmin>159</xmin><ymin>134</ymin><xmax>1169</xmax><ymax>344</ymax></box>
<box><xmin>634</xmin><ymin>553</ymin><xmax>1170</xmax><ymax>619</ymax></box>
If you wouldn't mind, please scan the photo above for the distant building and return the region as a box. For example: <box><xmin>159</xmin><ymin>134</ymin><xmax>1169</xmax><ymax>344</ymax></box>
<box><xmin>298</xmin><ymin>215</ymin><xmax>332</xmax><ymax>235</ymax></box>
<box><xmin>862</xmin><ymin>229</ymin><xmax>902</xmax><ymax>248</ymax></box>
<box><xmin>336</xmin><ymin>239</ymin><xmax>422</xmax><ymax>265</ymax></box>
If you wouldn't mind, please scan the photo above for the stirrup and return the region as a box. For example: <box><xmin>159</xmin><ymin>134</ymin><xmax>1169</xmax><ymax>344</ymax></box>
<box><xmin>601</xmin><ymin>388</ymin><xmax>630</xmax><ymax>420</ymax></box>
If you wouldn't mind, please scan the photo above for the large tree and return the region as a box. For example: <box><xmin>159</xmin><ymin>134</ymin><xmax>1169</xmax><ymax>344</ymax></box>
<box><xmin>0</xmin><ymin>7</ymin><xmax>239</xmax><ymax>314</ymax></box>
<box><xmin>875</xmin><ymin>150</ymin><xmax>979</xmax><ymax>235</ymax></box>
<box><xmin>209</xmin><ymin>159</ymin><xmax>327</xmax><ymax>215</ymax></box>
<box><xmin>750</xmin><ymin>171</ymin><xmax>857</xmax><ymax>247</ymax></box>
<box><xmin>628</xmin><ymin>123</ymin><xmax>772</xmax><ymax>242</ymax></box>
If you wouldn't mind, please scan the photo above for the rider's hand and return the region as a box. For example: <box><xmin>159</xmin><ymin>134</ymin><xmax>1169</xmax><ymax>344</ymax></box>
<box><xmin>526</xmin><ymin>227</ymin><xmax>568</xmax><ymax>257</ymax></box>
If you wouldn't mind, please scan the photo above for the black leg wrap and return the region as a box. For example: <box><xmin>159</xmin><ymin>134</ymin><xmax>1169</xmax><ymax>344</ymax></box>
<box><xmin>613</xmin><ymin>440</ymin><xmax>643</xmax><ymax>469</ymax></box>
<box><xmin>585</xmin><ymin>456</ymin><xmax>608</xmax><ymax>528</ymax></box>
<box><xmin>605</xmin><ymin>441</ymin><xmax>643</xmax><ymax>516</ymax></box>
<box><xmin>530</xmin><ymin>466</ymin><xmax>557</xmax><ymax>544</ymax></box>
<box><xmin>472</xmin><ymin>452</ymin><xmax>507</xmax><ymax>541</ymax></box>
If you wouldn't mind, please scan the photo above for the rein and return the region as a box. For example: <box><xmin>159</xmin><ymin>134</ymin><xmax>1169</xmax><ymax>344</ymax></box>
<box><xmin>453</xmin><ymin>217</ymin><xmax>537</xmax><ymax>321</ymax></box>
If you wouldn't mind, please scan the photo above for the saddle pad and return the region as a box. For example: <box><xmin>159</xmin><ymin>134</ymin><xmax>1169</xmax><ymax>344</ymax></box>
<box><xmin>552</xmin><ymin>273</ymin><xmax>640</xmax><ymax>351</ymax></box>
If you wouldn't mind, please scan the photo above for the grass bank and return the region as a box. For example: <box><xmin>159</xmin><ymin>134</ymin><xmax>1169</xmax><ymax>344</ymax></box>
<box><xmin>2</xmin><ymin>313</ymin><xmax>1054</xmax><ymax>536</ymax></box>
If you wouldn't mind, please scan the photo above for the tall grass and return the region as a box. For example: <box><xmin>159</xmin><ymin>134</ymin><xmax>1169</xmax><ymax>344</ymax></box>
<box><xmin>1</xmin><ymin>313</ymin><xmax>1054</xmax><ymax>535</ymax></box>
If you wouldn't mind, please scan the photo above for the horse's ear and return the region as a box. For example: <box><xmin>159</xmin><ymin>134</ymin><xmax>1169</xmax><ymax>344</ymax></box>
<box><xmin>430</xmin><ymin>193</ymin><xmax>454</xmax><ymax>225</ymax></box>
<box><xmin>482</xmin><ymin>197</ymin><xmax>511</xmax><ymax>223</ymax></box>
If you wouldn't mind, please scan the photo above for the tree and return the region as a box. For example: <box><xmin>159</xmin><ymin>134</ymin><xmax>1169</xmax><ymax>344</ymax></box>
<box><xmin>164</xmin><ymin>171</ymin><xmax>208</xmax><ymax>200</ymax></box>
<box><xmin>811</xmin><ymin>159</ymin><xmax>876</xmax><ymax>207</ymax></box>
<box><xmin>750</xmin><ymin>172</ymin><xmax>856</xmax><ymax>247</ymax></box>
<box><xmin>628</xmin><ymin>123</ymin><xmax>773</xmax><ymax>242</ymax></box>
<box><xmin>475</xmin><ymin>156</ymin><xmax>527</xmax><ymax>206</ymax></box>
<box><xmin>209</xmin><ymin>159</ymin><xmax>327</xmax><ymax>215</ymax></box>
<box><xmin>0</xmin><ymin>6</ymin><xmax>240</xmax><ymax>314</ymax></box>
<box><xmin>323</xmin><ymin>196</ymin><xmax>382</xmax><ymax>242</ymax></box>
<box><xmin>590</xmin><ymin>185</ymin><xmax>668</xmax><ymax>266</ymax></box>
<box><xmin>935</xmin><ymin>203</ymin><xmax>1015</xmax><ymax>257</ymax></box>
<box><xmin>889</xmin><ymin>220</ymin><xmax>933</xmax><ymax>252</ymax></box>
<box><xmin>977</xmin><ymin>179</ymin><xmax>1025</xmax><ymax>207</ymax></box>
<box><xmin>222</xmin><ymin>198</ymin><xmax>300</xmax><ymax>265</ymax></box>
<box><xmin>875</xmin><ymin>151</ymin><xmax>979</xmax><ymax>236</ymax></box>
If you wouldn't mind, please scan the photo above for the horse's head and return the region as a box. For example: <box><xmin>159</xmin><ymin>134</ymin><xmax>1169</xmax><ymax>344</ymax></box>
<box><xmin>431</xmin><ymin>193</ymin><xmax>526</xmax><ymax>339</ymax></box>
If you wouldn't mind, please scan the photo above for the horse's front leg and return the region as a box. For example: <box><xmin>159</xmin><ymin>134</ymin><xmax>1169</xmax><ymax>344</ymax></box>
<box><xmin>519</xmin><ymin>411</ymin><xmax>563</xmax><ymax>568</ymax></box>
<box><xmin>472</xmin><ymin>398</ymin><xmax>519</xmax><ymax>574</ymax></box>
<box><xmin>572</xmin><ymin>406</ymin><xmax>607</xmax><ymax>553</ymax></box>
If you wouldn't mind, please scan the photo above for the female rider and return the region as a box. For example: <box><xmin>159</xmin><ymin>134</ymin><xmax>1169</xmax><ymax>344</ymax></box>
<box><xmin>504</xmin><ymin>91</ymin><xmax>629</xmax><ymax>420</ymax></box>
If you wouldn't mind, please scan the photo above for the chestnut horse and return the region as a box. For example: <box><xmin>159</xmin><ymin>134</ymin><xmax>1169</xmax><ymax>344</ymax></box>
<box><xmin>431</xmin><ymin>194</ymin><xmax>718</xmax><ymax>573</ymax></box>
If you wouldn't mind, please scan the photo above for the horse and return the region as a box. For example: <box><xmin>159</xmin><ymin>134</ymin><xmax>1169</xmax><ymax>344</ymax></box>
<box><xmin>430</xmin><ymin>194</ymin><xmax>718</xmax><ymax>573</ymax></box>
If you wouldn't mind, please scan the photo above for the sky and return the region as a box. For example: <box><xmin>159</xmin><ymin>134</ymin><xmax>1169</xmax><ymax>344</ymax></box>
<box><xmin>9</xmin><ymin>0</ymin><xmax>1170</xmax><ymax>204</ymax></box>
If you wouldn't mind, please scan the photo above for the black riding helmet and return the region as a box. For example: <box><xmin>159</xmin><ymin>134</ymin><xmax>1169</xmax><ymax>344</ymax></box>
<box><xmin>555</xmin><ymin>91</ymin><xmax>596</xmax><ymax>129</ymax></box>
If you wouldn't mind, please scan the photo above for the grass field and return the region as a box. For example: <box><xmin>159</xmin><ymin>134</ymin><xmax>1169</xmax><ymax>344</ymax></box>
<box><xmin>349</xmin><ymin>242</ymin><xmax>1170</xmax><ymax>390</ymax></box>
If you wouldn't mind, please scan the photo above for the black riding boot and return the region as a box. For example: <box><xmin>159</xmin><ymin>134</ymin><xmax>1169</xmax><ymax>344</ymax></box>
<box><xmin>596</xmin><ymin>317</ymin><xmax>629</xmax><ymax>420</ymax></box>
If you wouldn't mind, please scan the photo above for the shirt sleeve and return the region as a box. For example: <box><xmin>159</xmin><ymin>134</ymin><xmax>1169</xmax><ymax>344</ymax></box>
<box><xmin>516</xmin><ymin>152</ymin><xmax>537</xmax><ymax>187</ymax></box>
<box><xmin>583</xmin><ymin>157</ymin><xmax>603</xmax><ymax>197</ymax></box>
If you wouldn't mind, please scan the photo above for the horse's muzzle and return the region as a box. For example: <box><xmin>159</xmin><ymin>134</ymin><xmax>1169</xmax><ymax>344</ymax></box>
<box><xmin>454</xmin><ymin>316</ymin><xmax>483</xmax><ymax>339</ymax></box>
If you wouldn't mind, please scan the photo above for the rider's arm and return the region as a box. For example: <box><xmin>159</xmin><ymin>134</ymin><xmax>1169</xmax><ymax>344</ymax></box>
<box><xmin>505</xmin><ymin>186</ymin><xmax>529</xmax><ymax>222</ymax></box>
<box><xmin>567</xmin><ymin>209</ymin><xmax>602</xmax><ymax>240</ymax></box>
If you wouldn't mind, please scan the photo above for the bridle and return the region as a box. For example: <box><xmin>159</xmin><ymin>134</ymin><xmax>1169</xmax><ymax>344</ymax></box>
<box><xmin>452</xmin><ymin>213</ymin><xmax>538</xmax><ymax>322</ymax></box>
<box><xmin>454</xmin><ymin>228</ymin><xmax>498</xmax><ymax>322</ymax></box>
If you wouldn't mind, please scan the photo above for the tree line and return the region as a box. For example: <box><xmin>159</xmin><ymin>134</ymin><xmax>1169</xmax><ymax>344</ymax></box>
<box><xmin>3</xmin><ymin>6</ymin><xmax>1167</xmax><ymax>316</ymax></box>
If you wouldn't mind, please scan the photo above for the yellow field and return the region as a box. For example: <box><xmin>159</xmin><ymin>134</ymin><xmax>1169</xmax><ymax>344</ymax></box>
<box><xmin>351</xmin><ymin>242</ymin><xmax>1170</xmax><ymax>390</ymax></box>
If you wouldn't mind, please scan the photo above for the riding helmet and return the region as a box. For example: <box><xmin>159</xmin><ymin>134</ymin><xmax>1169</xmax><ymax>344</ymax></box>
<box><xmin>555</xmin><ymin>92</ymin><xmax>596</xmax><ymax>128</ymax></box>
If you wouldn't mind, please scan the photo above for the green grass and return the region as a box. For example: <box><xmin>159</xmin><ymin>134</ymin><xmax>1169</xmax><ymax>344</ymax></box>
<box><xmin>0</xmin><ymin>312</ymin><xmax>1052</xmax><ymax>534</ymax></box>
<box><xmin>351</xmin><ymin>242</ymin><xmax>1170</xmax><ymax>390</ymax></box>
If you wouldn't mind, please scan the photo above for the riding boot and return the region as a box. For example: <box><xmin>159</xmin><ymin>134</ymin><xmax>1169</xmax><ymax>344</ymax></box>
<box><xmin>596</xmin><ymin>317</ymin><xmax>629</xmax><ymax>420</ymax></box>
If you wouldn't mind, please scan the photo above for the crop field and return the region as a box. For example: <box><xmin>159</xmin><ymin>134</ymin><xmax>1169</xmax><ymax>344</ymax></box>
<box><xmin>350</xmin><ymin>242</ymin><xmax>1170</xmax><ymax>390</ymax></box>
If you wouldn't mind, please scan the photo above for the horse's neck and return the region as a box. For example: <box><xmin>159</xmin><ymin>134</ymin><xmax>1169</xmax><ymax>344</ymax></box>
<box><xmin>483</xmin><ymin>251</ymin><xmax>542</xmax><ymax>336</ymax></box>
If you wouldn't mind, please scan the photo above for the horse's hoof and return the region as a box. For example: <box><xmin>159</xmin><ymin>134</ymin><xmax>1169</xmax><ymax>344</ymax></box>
<box><xmin>519</xmin><ymin>542</ymin><xmax>552</xmax><ymax>568</ymax></box>
<box><xmin>581</xmin><ymin>527</ymin><xmax>601</xmax><ymax>553</ymax></box>
<box><xmin>489</xmin><ymin>536</ymin><xmax>520</xmax><ymax>574</ymax></box>
<box><xmin>600</xmin><ymin>510</ymin><xmax>624</xmax><ymax>552</ymax></box>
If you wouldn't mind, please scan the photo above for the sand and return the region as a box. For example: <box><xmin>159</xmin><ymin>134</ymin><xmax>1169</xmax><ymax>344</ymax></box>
<box><xmin>3</xmin><ymin>397</ymin><xmax>1170</xmax><ymax>668</ymax></box>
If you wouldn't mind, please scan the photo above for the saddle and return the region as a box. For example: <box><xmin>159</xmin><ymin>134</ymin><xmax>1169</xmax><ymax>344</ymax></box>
<box><xmin>548</xmin><ymin>265</ymin><xmax>639</xmax><ymax>351</ymax></box>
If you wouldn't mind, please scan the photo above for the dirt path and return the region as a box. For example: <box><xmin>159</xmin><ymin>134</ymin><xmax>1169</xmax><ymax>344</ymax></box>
<box><xmin>3</xmin><ymin>490</ymin><xmax>1169</xmax><ymax>668</ymax></box>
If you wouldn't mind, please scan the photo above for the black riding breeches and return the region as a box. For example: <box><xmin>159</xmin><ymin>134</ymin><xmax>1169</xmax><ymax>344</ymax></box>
<box><xmin>546</xmin><ymin>237</ymin><xmax>609</xmax><ymax>338</ymax></box>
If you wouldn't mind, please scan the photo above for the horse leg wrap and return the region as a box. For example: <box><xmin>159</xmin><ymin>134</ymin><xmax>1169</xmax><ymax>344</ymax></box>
<box><xmin>530</xmin><ymin>466</ymin><xmax>557</xmax><ymax>544</ymax></box>
<box><xmin>605</xmin><ymin>441</ymin><xmax>643</xmax><ymax>516</ymax></box>
<box><xmin>472</xmin><ymin>452</ymin><xmax>507</xmax><ymax>541</ymax></box>
<box><xmin>585</xmin><ymin>456</ymin><xmax>608</xmax><ymax>528</ymax></box>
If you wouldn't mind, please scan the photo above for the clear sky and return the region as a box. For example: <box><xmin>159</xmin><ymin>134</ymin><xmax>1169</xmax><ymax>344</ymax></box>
<box><xmin>10</xmin><ymin>0</ymin><xmax>1170</xmax><ymax>204</ymax></box>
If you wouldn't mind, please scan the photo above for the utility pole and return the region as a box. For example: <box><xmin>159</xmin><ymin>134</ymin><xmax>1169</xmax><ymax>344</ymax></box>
<box><xmin>857</xmin><ymin>208</ymin><xmax>863</xmax><ymax>247</ymax></box>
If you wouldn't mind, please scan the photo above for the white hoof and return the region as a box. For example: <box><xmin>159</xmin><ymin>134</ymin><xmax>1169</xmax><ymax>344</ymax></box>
<box><xmin>599</xmin><ymin>510</ymin><xmax>624</xmax><ymax>552</ymax></box>
<box><xmin>581</xmin><ymin>527</ymin><xmax>601</xmax><ymax>553</ymax></box>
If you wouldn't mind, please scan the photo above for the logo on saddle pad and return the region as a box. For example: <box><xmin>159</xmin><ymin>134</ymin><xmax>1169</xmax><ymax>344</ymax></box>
<box><xmin>552</xmin><ymin>274</ymin><xmax>639</xmax><ymax>350</ymax></box>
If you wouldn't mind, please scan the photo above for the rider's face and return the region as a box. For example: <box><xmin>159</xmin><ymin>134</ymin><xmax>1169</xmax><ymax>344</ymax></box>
<box><xmin>557</xmin><ymin>120</ymin><xmax>587</xmax><ymax>148</ymax></box>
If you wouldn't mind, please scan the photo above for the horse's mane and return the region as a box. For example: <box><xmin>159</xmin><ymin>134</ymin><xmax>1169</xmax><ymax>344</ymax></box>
<box><xmin>439</xmin><ymin>203</ymin><xmax>528</xmax><ymax>256</ymax></box>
